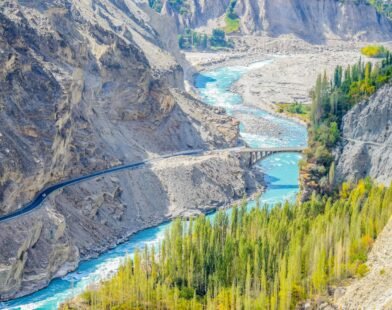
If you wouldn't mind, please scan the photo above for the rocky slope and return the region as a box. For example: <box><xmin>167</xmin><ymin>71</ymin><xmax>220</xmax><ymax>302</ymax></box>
<box><xmin>161</xmin><ymin>0</ymin><xmax>392</xmax><ymax>42</ymax></box>
<box><xmin>331</xmin><ymin>83</ymin><xmax>392</xmax><ymax>308</ymax></box>
<box><xmin>160</xmin><ymin>0</ymin><xmax>230</xmax><ymax>31</ymax></box>
<box><xmin>334</xmin><ymin>217</ymin><xmax>392</xmax><ymax>308</ymax></box>
<box><xmin>236</xmin><ymin>0</ymin><xmax>392</xmax><ymax>42</ymax></box>
<box><xmin>0</xmin><ymin>0</ymin><xmax>259</xmax><ymax>300</ymax></box>
<box><xmin>335</xmin><ymin>83</ymin><xmax>392</xmax><ymax>186</ymax></box>
<box><xmin>0</xmin><ymin>151</ymin><xmax>257</xmax><ymax>300</ymax></box>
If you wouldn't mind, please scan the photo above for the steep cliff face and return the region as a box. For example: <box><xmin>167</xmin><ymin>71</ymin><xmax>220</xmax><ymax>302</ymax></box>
<box><xmin>160</xmin><ymin>0</ymin><xmax>230</xmax><ymax>31</ymax></box>
<box><xmin>0</xmin><ymin>151</ymin><xmax>253</xmax><ymax>300</ymax></box>
<box><xmin>335</xmin><ymin>83</ymin><xmax>392</xmax><ymax>186</ymax></box>
<box><xmin>161</xmin><ymin>0</ymin><xmax>392</xmax><ymax>42</ymax></box>
<box><xmin>236</xmin><ymin>0</ymin><xmax>392</xmax><ymax>41</ymax></box>
<box><xmin>0</xmin><ymin>0</ymin><xmax>254</xmax><ymax>300</ymax></box>
<box><xmin>0</xmin><ymin>0</ymin><xmax>236</xmax><ymax>215</ymax></box>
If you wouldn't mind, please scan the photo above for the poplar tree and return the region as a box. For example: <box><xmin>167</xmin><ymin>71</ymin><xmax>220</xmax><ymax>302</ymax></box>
<box><xmin>63</xmin><ymin>181</ymin><xmax>392</xmax><ymax>310</ymax></box>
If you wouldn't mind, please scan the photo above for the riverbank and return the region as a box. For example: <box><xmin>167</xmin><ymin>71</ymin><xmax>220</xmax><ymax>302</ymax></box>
<box><xmin>4</xmin><ymin>62</ymin><xmax>294</xmax><ymax>310</ymax></box>
<box><xmin>3</xmin><ymin>39</ymin><xmax>311</xmax><ymax>308</ymax></box>
<box><xmin>185</xmin><ymin>36</ymin><xmax>376</xmax><ymax>120</ymax></box>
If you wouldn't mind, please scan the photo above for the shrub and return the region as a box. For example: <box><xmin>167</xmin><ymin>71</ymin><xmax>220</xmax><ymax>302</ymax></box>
<box><xmin>210</xmin><ymin>29</ymin><xmax>227</xmax><ymax>47</ymax></box>
<box><xmin>356</xmin><ymin>264</ymin><xmax>370</xmax><ymax>277</ymax></box>
<box><xmin>361</xmin><ymin>45</ymin><xmax>388</xmax><ymax>58</ymax></box>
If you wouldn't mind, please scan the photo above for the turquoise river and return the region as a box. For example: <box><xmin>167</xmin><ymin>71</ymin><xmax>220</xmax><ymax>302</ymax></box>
<box><xmin>2</xmin><ymin>60</ymin><xmax>307</xmax><ymax>310</ymax></box>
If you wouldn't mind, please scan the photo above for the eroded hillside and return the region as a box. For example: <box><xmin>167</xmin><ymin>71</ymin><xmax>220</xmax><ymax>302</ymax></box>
<box><xmin>0</xmin><ymin>0</ymin><xmax>258</xmax><ymax>300</ymax></box>
<box><xmin>160</xmin><ymin>0</ymin><xmax>392</xmax><ymax>42</ymax></box>
<box><xmin>335</xmin><ymin>83</ymin><xmax>392</xmax><ymax>186</ymax></box>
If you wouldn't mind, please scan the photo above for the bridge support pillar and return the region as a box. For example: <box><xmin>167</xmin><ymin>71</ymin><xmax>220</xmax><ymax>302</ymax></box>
<box><xmin>242</xmin><ymin>147</ymin><xmax>304</xmax><ymax>168</ymax></box>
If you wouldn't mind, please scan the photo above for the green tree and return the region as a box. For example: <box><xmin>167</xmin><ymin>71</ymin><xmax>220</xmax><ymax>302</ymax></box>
<box><xmin>63</xmin><ymin>181</ymin><xmax>392</xmax><ymax>310</ymax></box>
<box><xmin>210</xmin><ymin>29</ymin><xmax>227</xmax><ymax>47</ymax></box>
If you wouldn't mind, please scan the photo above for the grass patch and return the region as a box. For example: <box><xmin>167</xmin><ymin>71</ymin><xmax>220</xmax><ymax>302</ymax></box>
<box><xmin>277</xmin><ymin>102</ymin><xmax>311</xmax><ymax>123</ymax></box>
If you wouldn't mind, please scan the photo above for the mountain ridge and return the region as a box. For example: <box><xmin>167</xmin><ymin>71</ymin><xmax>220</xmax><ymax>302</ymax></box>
<box><xmin>0</xmin><ymin>0</ymin><xmax>259</xmax><ymax>300</ymax></box>
<box><xmin>159</xmin><ymin>0</ymin><xmax>392</xmax><ymax>43</ymax></box>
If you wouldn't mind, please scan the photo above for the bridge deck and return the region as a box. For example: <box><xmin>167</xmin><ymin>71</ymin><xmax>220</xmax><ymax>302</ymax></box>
<box><xmin>237</xmin><ymin>147</ymin><xmax>306</xmax><ymax>153</ymax></box>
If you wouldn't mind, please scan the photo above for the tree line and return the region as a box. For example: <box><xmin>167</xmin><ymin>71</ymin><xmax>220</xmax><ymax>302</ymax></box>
<box><xmin>178</xmin><ymin>28</ymin><xmax>234</xmax><ymax>50</ymax></box>
<box><xmin>62</xmin><ymin>179</ymin><xmax>392</xmax><ymax>309</ymax></box>
<box><xmin>301</xmin><ymin>51</ymin><xmax>392</xmax><ymax>195</ymax></box>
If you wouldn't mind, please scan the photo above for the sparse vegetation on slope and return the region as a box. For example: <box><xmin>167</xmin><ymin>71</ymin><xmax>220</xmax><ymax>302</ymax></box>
<box><xmin>301</xmin><ymin>51</ymin><xmax>392</xmax><ymax>196</ymax></box>
<box><xmin>149</xmin><ymin>0</ymin><xmax>163</xmax><ymax>12</ymax></box>
<box><xmin>149</xmin><ymin>0</ymin><xmax>189</xmax><ymax>14</ymax></box>
<box><xmin>169</xmin><ymin>0</ymin><xmax>189</xmax><ymax>14</ymax></box>
<box><xmin>63</xmin><ymin>180</ymin><xmax>392</xmax><ymax>309</ymax></box>
<box><xmin>368</xmin><ymin>0</ymin><xmax>392</xmax><ymax>19</ymax></box>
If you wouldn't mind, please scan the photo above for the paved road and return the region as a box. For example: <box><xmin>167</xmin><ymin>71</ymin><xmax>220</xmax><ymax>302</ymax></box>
<box><xmin>0</xmin><ymin>149</ymin><xmax>204</xmax><ymax>223</ymax></box>
<box><xmin>343</xmin><ymin>137</ymin><xmax>391</xmax><ymax>147</ymax></box>
<box><xmin>5</xmin><ymin>138</ymin><xmax>374</xmax><ymax>224</ymax></box>
<box><xmin>0</xmin><ymin>146</ymin><xmax>305</xmax><ymax>223</ymax></box>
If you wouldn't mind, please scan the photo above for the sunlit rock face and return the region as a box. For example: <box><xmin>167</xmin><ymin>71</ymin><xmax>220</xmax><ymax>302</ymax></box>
<box><xmin>161</xmin><ymin>0</ymin><xmax>392</xmax><ymax>42</ymax></box>
<box><xmin>0</xmin><ymin>0</ymin><xmax>247</xmax><ymax>300</ymax></box>
<box><xmin>335</xmin><ymin>83</ymin><xmax>392</xmax><ymax>186</ymax></box>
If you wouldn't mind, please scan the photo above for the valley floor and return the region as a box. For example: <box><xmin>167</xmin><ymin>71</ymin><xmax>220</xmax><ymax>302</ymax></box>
<box><xmin>186</xmin><ymin>36</ymin><xmax>392</xmax><ymax>308</ymax></box>
<box><xmin>185</xmin><ymin>35</ymin><xmax>392</xmax><ymax>115</ymax></box>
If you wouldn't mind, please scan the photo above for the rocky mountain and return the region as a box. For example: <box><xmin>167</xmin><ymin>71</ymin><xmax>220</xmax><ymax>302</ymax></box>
<box><xmin>335</xmin><ymin>83</ymin><xmax>392</xmax><ymax>186</ymax></box>
<box><xmin>161</xmin><ymin>0</ymin><xmax>392</xmax><ymax>42</ymax></box>
<box><xmin>160</xmin><ymin>0</ymin><xmax>230</xmax><ymax>30</ymax></box>
<box><xmin>0</xmin><ymin>0</ymin><xmax>259</xmax><ymax>300</ymax></box>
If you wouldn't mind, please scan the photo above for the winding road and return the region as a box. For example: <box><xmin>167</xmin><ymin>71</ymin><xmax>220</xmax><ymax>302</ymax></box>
<box><xmin>1</xmin><ymin>135</ymin><xmax>384</xmax><ymax>224</ymax></box>
<box><xmin>343</xmin><ymin>137</ymin><xmax>391</xmax><ymax>147</ymax></box>
<box><xmin>0</xmin><ymin>149</ymin><xmax>204</xmax><ymax>223</ymax></box>
<box><xmin>0</xmin><ymin>147</ymin><xmax>307</xmax><ymax>223</ymax></box>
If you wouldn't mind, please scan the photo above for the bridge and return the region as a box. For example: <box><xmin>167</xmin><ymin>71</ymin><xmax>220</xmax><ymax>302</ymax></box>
<box><xmin>0</xmin><ymin>147</ymin><xmax>305</xmax><ymax>223</ymax></box>
<box><xmin>234</xmin><ymin>147</ymin><xmax>306</xmax><ymax>167</ymax></box>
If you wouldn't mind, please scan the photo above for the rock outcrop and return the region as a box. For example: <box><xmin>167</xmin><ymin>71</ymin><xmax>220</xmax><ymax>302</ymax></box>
<box><xmin>160</xmin><ymin>0</ymin><xmax>230</xmax><ymax>31</ymax></box>
<box><xmin>236</xmin><ymin>0</ymin><xmax>392</xmax><ymax>42</ymax></box>
<box><xmin>161</xmin><ymin>0</ymin><xmax>392</xmax><ymax>42</ymax></box>
<box><xmin>0</xmin><ymin>0</ymin><xmax>259</xmax><ymax>300</ymax></box>
<box><xmin>335</xmin><ymin>83</ymin><xmax>392</xmax><ymax>186</ymax></box>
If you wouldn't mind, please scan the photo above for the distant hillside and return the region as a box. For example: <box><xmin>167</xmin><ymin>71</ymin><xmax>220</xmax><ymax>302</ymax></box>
<box><xmin>369</xmin><ymin>0</ymin><xmax>392</xmax><ymax>19</ymax></box>
<box><xmin>153</xmin><ymin>0</ymin><xmax>392</xmax><ymax>43</ymax></box>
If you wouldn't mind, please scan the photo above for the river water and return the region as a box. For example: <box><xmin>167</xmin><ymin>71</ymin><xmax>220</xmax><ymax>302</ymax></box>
<box><xmin>3</xmin><ymin>61</ymin><xmax>307</xmax><ymax>310</ymax></box>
